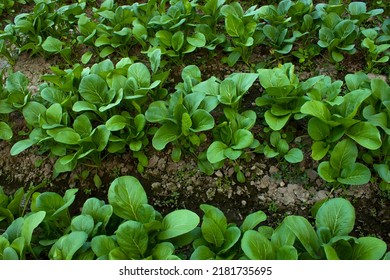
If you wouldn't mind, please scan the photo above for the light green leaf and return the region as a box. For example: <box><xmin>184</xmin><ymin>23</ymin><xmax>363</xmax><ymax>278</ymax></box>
<box><xmin>241</xmin><ymin>211</ymin><xmax>267</xmax><ymax>233</ymax></box>
<box><xmin>116</xmin><ymin>220</ymin><xmax>148</xmax><ymax>259</ymax></box>
<box><xmin>107</xmin><ymin>176</ymin><xmax>147</xmax><ymax>221</ymax></box>
<box><xmin>352</xmin><ymin>237</ymin><xmax>387</xmax><ymax>260</ymax></box>
<box><xmin>315</xmin><ymin>198</ymin><xmax>355</xmax><ymax>237</ymax></box>
<box><xmin>346</xmin><ymin>122</ymin><xmax>381</xmax><ymax>150</ymax></box>
<box><xmin>207</xmin><ymin>141</ymin><xmax>228</xmax><ymax>164</ymax></box>
<box><xmin>338</xmin><ymin>163</ymin><xmax>371</xmax><ymax>185</ymax></box>
<box><xmin>330</xmin><ymin>139</ymin><xmax>357</xmax><ymax>172</ymax></box>
<box><xmin>152</xmin><ymin>123</ymin><xmax>180</xmax><ymax>150</ymax></box>
<box><xmin>231</xmin><ymin>129</ymin><xmax>253</xmax><ymax>150</ymax></box>
<box><xmin>241</xmin><ymin>230</ymin><xmax>274</xmax><ymax>260</ymax></box>
<box><xmin>42</xmin><ymin>36</ymin><xmax>63</xmax><ymax>53</ymax></box>
<box><xmin>265</xmin><ymin>111</ymin><xmax>291</xmax><ymax>131</ymax></box>
<box><xmin>0</xmin><ymin>122</ymin><xmax>13</xmax><ymax>140</ymax></box>
<box><xmin>158</xmin><ymin>210</ymin><xmax>200</xmax><ymax>240</ymax></box>
<box><xmin>284</xmin><ymin>148</ymin><xmax>303</xmax><ymax>163</ymax></box>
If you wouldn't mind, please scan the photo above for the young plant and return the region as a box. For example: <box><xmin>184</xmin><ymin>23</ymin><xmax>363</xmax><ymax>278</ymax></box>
<box><xmin>317</xmin><ymin>12</ymin><xmax>359</xmax><ymax>62</ymax></box>
<box><xmin>241</xmin><ymin>197</ymin><xmax>388</xmax><ymax>260</ymax></box>
<box><xmin>360</xmin><ymin>28</ymin><xmax>390</xmax><ymax>72</ymax></box>
<box><xmin>145</xmin><ymin>65</ymin><xmax>215</xmax><ymax>162</ymax></box>
<box><xmin>221</xmin><ymin>2</ymin><xmax>264</xmax><ymax>66</ymax></box>
<box><xmin>261</xmin><ymin>130</ymin><xmax>303</xmax><ymax>164</ymax></box>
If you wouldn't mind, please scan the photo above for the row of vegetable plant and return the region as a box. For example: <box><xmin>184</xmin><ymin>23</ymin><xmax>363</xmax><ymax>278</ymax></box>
<box><xmin>0</xmin><ymin>0</ymin><xmax>389</xmax><ymax>71</ymax></box>
<box><xmin>0</xmin><ymin>175</ymin><xmax>388</xmax><ymax>260</ymax></box>
<box><xmin>1</xmin><ymin>58</ymin><xmax>390</xmax><ymax>188</ymax></box>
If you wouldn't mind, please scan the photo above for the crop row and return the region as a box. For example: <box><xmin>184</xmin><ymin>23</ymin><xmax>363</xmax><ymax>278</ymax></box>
<box><xmin>0</xmin><ymin>0</ymin><xmax>389</xmax><ymax>70</ymax></box>
<box><xmin>0</xmin><ymin>175</ymin><xmax>388</xmax><ymax>260</ymax></box>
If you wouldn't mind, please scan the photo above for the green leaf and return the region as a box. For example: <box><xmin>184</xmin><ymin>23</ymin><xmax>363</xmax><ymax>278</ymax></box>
<box><xmin>22</xmin><ymin>101</ymin><xmax>46</xmax><ymax>126</ymax></box>
<box><xmin>172</xmin><ymin>31</ymin><xmax>185</xmax><ymax>52</ymax></box>
<box><xmin>284</xmin><ymin>148</ymin><xmax>303</xmax><ymax>163</ymax></box>
<box><xmin>152</xmin><ymin>242</ymin><xmax>176</xmax><ymax>260</ymax></box>
<box><xmin>79</xmin><ymin>74</ymin><xmax>110</xmax><ymax>104</ymax></box>
<box><xmin>190</xmin><ymin>110</ymin><xmax>214</xmax><ymax>132</ymax></box>
<box><xmin>145</xmin><ymin>101</ymin><xmax>170</xmax><ymax>123</ymax></box>
<box><xmin>336</xmin><ymin>89</ymin><xmax>371</xmax><ymax>118</ymax></box>
<box><xmin>301</xmin><ymin>100</ymin><xmax>332</xmax><ymax>122</ymax></box>
<box><xmin>318</xmin><ymin>161</ymin><xmax>337</xmax><ymax>182</ymax></box>
<box><xmin>106</xmin><ymin>115</ymin><xmax>128</xmax><ymax>131</ymax></box>
<box><xmin>241</xmin><ymin>211</ymin><xmax>267</xmax><ymax>233</ymax></box>
<box><xmin>71</xmin><ymin>215</ymin><xmax>94</xmax><ymax>236</ymax></box>
<box><xmin>108</xmin><ymin>176</ymin><xmax>147</xmax><ymax>221</ymax></box>
<box><xmin>91</xmin><ymin>235</ymin><xmax>117</xmax><ymax>259</ymax></box>
<box><xmin>330</xmin><ymin>139</ymin><xmax>357</xmax><ymax>172</ymax></box>
<box><xmin>241</xmin><ymin>230</ymin><xmax>274</xmax><ymax>260</ymax></box>
<box><xmin>346</xmin><ymin>122</ymin><xmax>381</xmax><ymax>150</ymax></box>
<box><xmin>116</xmin><ymin>221</ymin><xmax>148</xmax><ymax>259</ymax></box>
<box><xmin>21</xmin><ymin>211</ymin><xmax>45</xmax><ymax>246</ymax></box>
<box><xmin>338</xmin><ymin>163</ymin><xmax>371</xmax><ymax>185</ymax></box>
<box><xmin>276</xmin><ymin>245</ymin><xmax>298</xmax><ymax>260</ymax></box>
<box><xmin>283</xmin><ymin>216</ymin><xmax>321</xmax><ymax>259</ymax></box>
<box><xmin>307</xmin><ymin>118</ymin><xmax>330</xmax><ymax>141</ymax></box>
<box><xmin>42</xmin><ymin>36</ymin><xmax>63</xmax><ymax>53</ymax></box>
<box><xmin>265</xmin><ymin>110</ymin><xmax>291</xmax><ymax>131</ymax></box>
<box><xmin>187</xmin><ymin>33</ymin><xmax>206</xmax><ymax>48</ymax></box>
<box><xmin>201</xmin><ymin>216</ymin><xmax>225</xmax><ymax>247</ymax></box>
<box><xmin>315</xmin><ymin>198</ymin><xmax>355</xmax><ymax>237</ymax></box>
<box><xmin>225</xmin><ymin>15</ymin><xmax>244</xmax><ymax>38</ymax></box>
<box><xmin>127</xmin><ymin>63</ymin><xmax>151</xmax><ymax>88</ymax></box>
<box><xmin>231</xmin><ymin>129</ymin><xmax>253</xmax><ymax>150</ymax></box>
<box><xmin>311</xmin><ymin>141</ymin><xmax>330</xmax><ymax>161</ymax></box>
<box><xmin>49</xmin><ymin>231</ymin><xmax>88</xmax><ymax>260</ymax></box>
<box><xmin>190</xmin><ymin>245</ymin><xmax>215</xmax><ymax>260</ymax></box>
<box><xmin>152</xmin><ymin>123</ymin><xmax>180</xmax><ymax>150</ymax></box>
<box><xmin>158</xmin><ymin>210</ymin><xmax>200</xmax><ymax>240</ymax></box>
<box><xmin>207</xmin><ymin>141</ymin><xmax>228</xmax><ymax>164</ymax></box>
<box><xmin>219</xmin><ymin>226</ymin><xmax>241</xmax><ymax>254</ymax></box>
<box><xmin>53</xmin><ymin>129</ymin><xmax>81</xmax><ymax>145</ymax></box>
<box><xmin>352</xmin><ymin>237</ymin><xmax>387</xmax><ymax>260</ymax></box>
<box><xmin>0</xmin><ymin>122</ymin><xmax>13</xmax><ymax>140</ymax></box>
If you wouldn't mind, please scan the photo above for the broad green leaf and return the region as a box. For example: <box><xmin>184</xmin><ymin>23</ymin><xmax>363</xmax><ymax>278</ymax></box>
<box><xmin>241</xmin><ymin>230</ymin><xmax>274</xmax><ymax>260</ymax></box>
<box><xmin>232</xmin><ymin>129</ymin><xmax>253</xmax><ymax>150</ymax></box>
<box><xmin>352</xmin><ymin>237</ymin><xmax>387</xmax><ymax>260</ymax></box>
<box><xmin>145</xmin><ymin>101</ymin><xmax>170</xmax><ymax>123</ymax></box>
<box><xmin>73</xmin><ymin>115</ymin><xmax>92</xmax><ymax>137</ymax></box>
<box><xmin>187</xmin><ymin>33</ymin><xmax>206</xmax><ymax>48</ymax></box>
<box><xmin>346</xmin><ymin>122</ymin><xmax>381</xmax><ymax>150</ymax></box>
<box><xmin>307</xmin><ymin>118</ymin><xmax>330</xmax><ymax>141</ymax></box>
<box><xmin>91</xmin><ymin>125</ymin><xmax>110</xmax><ymax>152</ymax></box>
<box><xmin>374</xmin><ymin>164</ymin><xmax>390</xmax><ymax>183</ymax></box>
<box><xmin>42</xmin><ymin>36</ymin><xmax>63</xmax><ymax>53</ymax></box>
<box><xmin>71</xmin><ymin>215</ymin><xmax>94</xmax><ymax>236</ymax></box>
<box><xmin>22</xmin><ymin>101</ymin><xmax>46</xmax><ymax>126</ymax></box>
<box><xmin>127</xmin><ymin>63</ymin><xmax>151</xmax><ymax>88</ymax></box>
<box><xmin>108</xmin><ymin>176</ymin><xmax>147</xmax><ymax>221</ymax></box>
<box><xmin>147</xmin><ymin>48</ymin><xmax>161</xmax><ymax>73</ymax></box>
<box><xmin>6</xmin><ymin>72</ymin><xmax>29</xmax><ymax>95</ymax></box>
<box><xmin>200</xmin><ymin>204</ymin><xmax>228</xmax><ymax>233</ymax></box>
<box><xmin>301</xmin><ymin>100</ymin><xmax>332</xmax><ymax>122</ymax></box>
<box><xmin>3</xmin><ymin>247</ymin><xmax>19</xmax><ymax>260</ymax></box>
<box><xmin>116</xmin><ymin>221</ymin><xmax>148</xmax><ymax>259</ymax></box>
<box><xmin>21</xmin><ymin>211</ymin><xmax>46</xmax><ymax>246</ymax></box>
<box><xmin>315</xmin><ymin>198</ymin><xmax>355</xmax><ymax>237</ymax></box>
<box><xmin>152</xmin><ymin>242</ymin><xmax>176</xmax><ymax>260</ymax></box>
<box><xmin>225</xmin><ymin>14</ymin><xmax>244</xmax><ymax>38</ymax></box>
<box><xmin>330</xmin><ymin>139</ymin><xmax>357</xmax><ymax>171</ymax></box>
<box><xmin>0</xmin><ymin>122</ymin><xmax>12</xmax><ymax>140</ymax></box>
<box><xmin>201</xmin><ymin>216</ymin><xmax>225</xmax><ymax>247</ymax></box>
<box><xmin>219</xmin><ymin>226</ymin><xmax>241</xmax><ymax>254</ymax></box>
<box><xmin>91</xmin><ymin>235</ymin><xmax>117</xmax><ymax>259</ymax></box>
<box><xmin>158</xmin><ymin>210</ymin><xmax>200</xmax><ymax>240</ymax></box>
<box><xmin>53</xmin><ymin>129</ymin><xmax>81</xmax><ymax>145</ymax></box>
<box><xmin>335</xmin><ymin>89</ymin><xmax>371</xmax><ymax>118</ymax></box>
<box><xmin>338</xmin><ymin>163</ymin><xmax>371</xmax><ymax>185</ymax></box>
<box><xmin>207</xmin><ymin>141</ymin><xmax>228</xmax><ymax>163</ymax></box>
<box><xmin>276</xmin><ymin>245</ymin><xmax>298</xmax><ymax>260</ymax></box>
<box><xmin>318</xmin><ymin>161</ymin><xmax>337</xmax><ymax>182</ymax></box>
<box><xmin>72</xmin><ymin>101</ymin><xmax>97</xmax><ymax>112</ymax></box>
<box><xmin>283</xmin><ymin>216</ymin><xmax>321</xmax><ymax>259</ymax></box>
<box><xmin>3</xmin><ymin>217</ymin><xmax>24</xmax><ymax>243</ymax></box>
<box><xmin>265</xmin><ymin>110</ymin><xmax>291</xmax><ymax>131</ymax></box>
<box><xmin>311</xmin><ymin>141</ymin><xmax>330</xmax><ymax>161</ymax></box>
<box><xmin>152</xmin><ymin>123</ymin><xmax>180</xmax><ymax>150</ymax></box>
<box><xmin>241</xmin><ymin>210</ymin><xmax>267</xmax><ymax>232</ymax></box>
<box><xmin>79</xmin><ymin>74</ymin><xmax>110</xmax><ymax>104</ymax></box>
<box><xmin>82</xmin><ymin>198</ymin><xmax>113</xmax><ymax>228</ymax></box>
<box><xmin>106</xmin><ymin>115</ymin><xmax>128</xmax><ymax>131</ymax></box>
<box><xmin>172</xmin><ymin>31</ymin><xmax>184</xmax><ymax>52</ymax></box>
<box><xmin>284</xmin><ymin>148</ymin><xmax>303</xmax><ymax>163</ymax></box>
<box><xmin>190</xmin><ymin>245</ymin><xmax>215</xmax><ymax>260</ymax></box>
<box><xmin>191</xmin><ymin>110</ymin><xmax>214</xmax><ymax>132</ymax></box>
<box><xmin>49</xmin><ymin>231</ymin><xmax>88</xmax><ymax>260</ymax></box>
